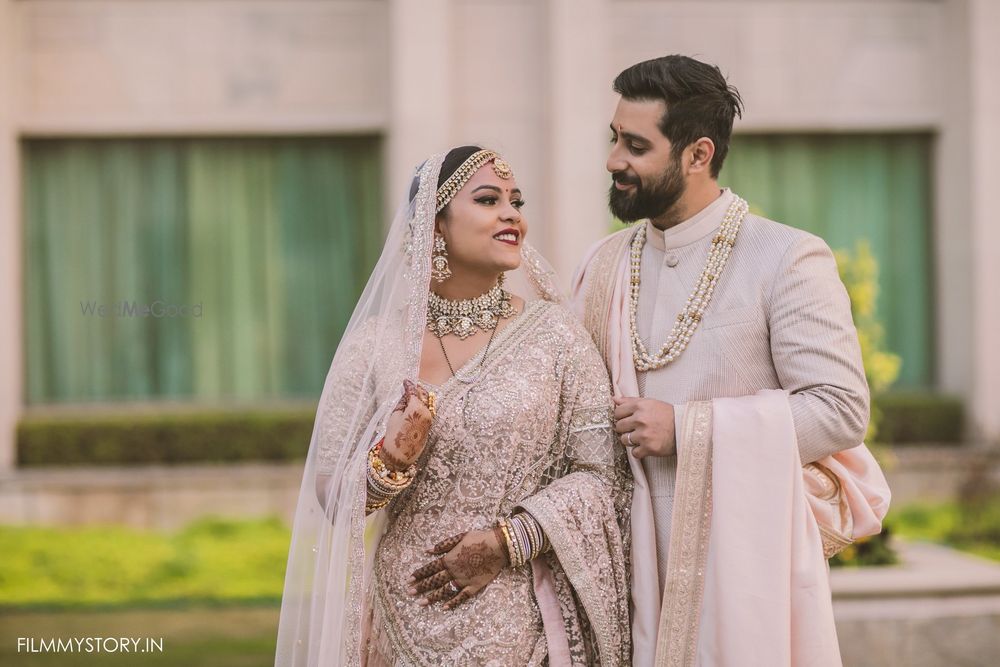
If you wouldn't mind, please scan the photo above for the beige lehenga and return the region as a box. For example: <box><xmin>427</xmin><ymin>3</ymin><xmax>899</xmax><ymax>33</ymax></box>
<box><xmin>348</xmin><ymin>300</ymin><xmax>632</xmax><ymax>665</ymax></box>
<box><xmin>275</xmin><ymin>152</ymin><xmax>631</xmax><ymax>667</ymax></box>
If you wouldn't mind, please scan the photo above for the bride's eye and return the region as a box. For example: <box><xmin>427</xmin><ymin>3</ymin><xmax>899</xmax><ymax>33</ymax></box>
<box><xmin>475</xmin><ymin>196</ymin><xmax>498</xmax><ymax>205</ymax></box>
<box><xmin>512</xmin><ymin>200</ymin><xmax>526</xmax><ymax>209</ymax></box>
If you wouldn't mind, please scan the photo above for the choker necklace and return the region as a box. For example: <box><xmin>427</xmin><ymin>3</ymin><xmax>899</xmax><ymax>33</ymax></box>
<box><xmin>427</xmin><ymin>282</ymin><xmax>515</xmax><ymax>340</ymax></box>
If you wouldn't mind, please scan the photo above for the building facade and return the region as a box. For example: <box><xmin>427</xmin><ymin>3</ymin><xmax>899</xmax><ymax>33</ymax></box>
<box><xmin>1</xmin><ymin>0</ymin><xmax>998</xmax><ymax>469</ymax></box>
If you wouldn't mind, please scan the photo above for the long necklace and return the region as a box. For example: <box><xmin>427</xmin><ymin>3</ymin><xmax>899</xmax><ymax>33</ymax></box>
<box><xmin>427</xmin><ymin>282</ymin><xmax>515</xmax><ymax>340</ymax></box>
<box><xmin>437</xmin><ymin>323</ymin><xmax>498</xmax><ymax>384</ymax></box>
<box><xmin>629</xmin><ymin>196</ymin><xmax>749</xmax><ymax>372</ymax></box>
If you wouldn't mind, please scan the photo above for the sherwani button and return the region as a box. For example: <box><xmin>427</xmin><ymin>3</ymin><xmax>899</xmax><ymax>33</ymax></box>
<box><xmin>665</xmin><ymin>255</ymin><xmax>679</xmax><ymax>267</ymax></box>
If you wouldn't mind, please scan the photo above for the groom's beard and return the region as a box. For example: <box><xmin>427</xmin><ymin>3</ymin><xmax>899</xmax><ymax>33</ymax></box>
<box><xmin>608</xmin><ymin>157</ymin><xmax>686</xmax><ymax>224</ymax></box>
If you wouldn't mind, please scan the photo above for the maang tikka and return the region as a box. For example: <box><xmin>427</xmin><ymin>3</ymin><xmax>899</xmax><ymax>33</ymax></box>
<box><xmin>432</xmin><ymin>234</ymin><xmax>452</xmax><ymax>283</ymax></box>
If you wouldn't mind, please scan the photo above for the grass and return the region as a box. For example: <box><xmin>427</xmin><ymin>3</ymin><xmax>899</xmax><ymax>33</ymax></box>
<box><xmin>0</xmin><ymin>605</ymin><xmax>278</xmax><ymax>667</ymax></box>
<box><xmin>0</xmin><ymin>517</ymin><xmax>290</xmax><ymax>610</ymax></box>
<box><xmin>891</xmin><ymin>500</ymin><xmax>1000</xmax><ymax>562</ymax></box>
<box><xmin>0</xmin><ymin>518</ymin><xmax>290</xmax><ymax>665</ymax></box>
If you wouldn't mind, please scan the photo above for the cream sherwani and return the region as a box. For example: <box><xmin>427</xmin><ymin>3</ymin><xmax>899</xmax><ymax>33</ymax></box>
<box><xmin>571</xmin><ymin>188</ymin><xmax>887</xmax><ymax>666</ymax></box>
<box><xmin>628</xmin><ymin>188</ymin><xmax>869</xmax><ymax>588</ymax></box>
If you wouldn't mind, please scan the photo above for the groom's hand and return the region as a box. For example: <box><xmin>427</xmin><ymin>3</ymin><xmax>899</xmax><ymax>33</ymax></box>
<box><xmin>613</xmin><ymin>397</ymin><xmax>676</xmax><ymax>459</ymax></box>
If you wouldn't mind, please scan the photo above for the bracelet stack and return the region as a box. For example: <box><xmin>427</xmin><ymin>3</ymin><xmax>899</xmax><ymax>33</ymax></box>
<box><xmin>498</xmin><ymin>513</ymin><xmax>550</xmax><ymax>567</ymax></box>
<box><xmin>365</xmin><ymin>438</ymin><xmax>417</xmax><ymax>512</ymax></box>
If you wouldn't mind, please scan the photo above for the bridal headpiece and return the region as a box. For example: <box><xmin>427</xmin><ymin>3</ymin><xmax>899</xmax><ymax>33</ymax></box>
<box><xmin>435</xmin><ymin>149</ymin><xmax>514</xmax><ymax>212</ymax></box>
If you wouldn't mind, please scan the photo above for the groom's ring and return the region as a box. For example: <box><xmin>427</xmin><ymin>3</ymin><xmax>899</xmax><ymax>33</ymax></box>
<box><xmin>625</xmin><ymin>432</ymin><xmax>636</xmax><ymax>448</ymax></box>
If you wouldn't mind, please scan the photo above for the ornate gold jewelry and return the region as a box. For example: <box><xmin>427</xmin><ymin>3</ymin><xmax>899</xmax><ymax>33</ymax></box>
<box><xmin>431</xmin><ymin>234</ymin><xmax>452</xmax><ymax>283</ymax></box>
<box><xmin>427</xmin><ymin>281</ymin><xmax>515</xmax><ymax>340</ymax></box>
<box><xmin>436</xmin><ymin>150</ymin><xmax>513</xmax><ymax>212</ymax></box>
<box><xmin>365</xmin><ymin>438</ymin><xmax>417</xmax><ymax>511</ymax></box>
<box><xmin>425</xmin><ymin>391</ymin><xmax>437</xmax><ymax>419</ymax></box>
<box><xmin>499</xmin><ymin>513</ymin><xmax>548</xmax><ymax>568</ymax></box>
<box><xmin>629</xmin><ymin>196</ymin><xmax>748</xmax><ymax>371</ymax></box>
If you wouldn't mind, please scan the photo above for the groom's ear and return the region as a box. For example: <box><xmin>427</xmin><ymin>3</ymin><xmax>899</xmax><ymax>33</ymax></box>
<box><xmin>685</xmin><ymin>137</ymin><xmax>716</xmax><ymax>176</ymax></box>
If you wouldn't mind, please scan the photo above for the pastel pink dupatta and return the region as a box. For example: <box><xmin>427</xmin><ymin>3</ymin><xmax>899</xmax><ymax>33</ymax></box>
<box><xmin>571</xmin><ymin>229</ymin><xmax>891</xmax><ymax>667</ymax></box>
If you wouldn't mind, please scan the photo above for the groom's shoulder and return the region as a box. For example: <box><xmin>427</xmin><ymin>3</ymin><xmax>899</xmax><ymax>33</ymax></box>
<box><xmin>583</xmin><ymin>226</ymin><xmax>634</xmax><ymax>261</ymax></box>
<box><xmin>575</xmin><ymin>226</ymin><xmax>635</xmax><ymax>280</ymax></box>
<box><xmin>740</xmin><ymin>212</ymin><xmax>832</xmax><ymax>262</ymax></box>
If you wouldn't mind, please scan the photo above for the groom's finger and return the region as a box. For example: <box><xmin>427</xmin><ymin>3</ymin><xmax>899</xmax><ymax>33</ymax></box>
<box><xmin>614</xmin><ymin>416</ymin><xmax>638</xmax><ymax>433</ymax></box>
<box><xmin>628</xmin><ymin>445</ymin><xmax>650</xmax><ymax>460</ymax></box>
<box><xmin>613</xmin><ymin>401</ymin><xmax>638</xmax><ymax>421</ymax></box>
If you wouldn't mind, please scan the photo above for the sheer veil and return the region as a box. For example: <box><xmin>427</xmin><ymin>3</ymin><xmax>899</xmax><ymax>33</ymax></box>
<box><xmin>275</xmin><ymin>151</ymin><xmax>563</xmax><ymax>667</ymax></box>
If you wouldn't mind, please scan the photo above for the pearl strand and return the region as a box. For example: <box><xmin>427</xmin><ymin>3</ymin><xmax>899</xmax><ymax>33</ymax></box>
<box><xmin>629</xmin><ymin>196</ymin><xmax>748</xmax><ymax>372</ymax></box>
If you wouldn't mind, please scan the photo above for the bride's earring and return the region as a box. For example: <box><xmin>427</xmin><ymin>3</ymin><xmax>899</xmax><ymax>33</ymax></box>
<box><xmin>498</xmin><ymin>272</ymin><xmax>506</xmax><ymax>287</ymax></box>
<box><xmin>432</xmin><ymin>234</ymin><xmax>452</xmax><ymax>283</ymax></box>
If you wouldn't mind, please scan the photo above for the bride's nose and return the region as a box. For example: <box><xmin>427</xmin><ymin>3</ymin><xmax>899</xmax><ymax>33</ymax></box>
<box><xmin>499</xmin><ymin>201</ymin><xmax>521</xmax><ymax>223</ymax></box>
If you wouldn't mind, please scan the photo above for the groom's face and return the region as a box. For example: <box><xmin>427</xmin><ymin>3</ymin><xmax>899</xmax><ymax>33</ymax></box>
<box><xmin>607</xmin><ymin>98</ymin><xmax>686</xmax><ymax>223</ymax></box>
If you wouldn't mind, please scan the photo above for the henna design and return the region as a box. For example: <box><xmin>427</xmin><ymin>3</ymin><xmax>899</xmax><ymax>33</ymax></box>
<box><xmin>392</xmin><ymin>379</ymin><xmax>418</xmax><ymax>414</ymax></box>
<box><xmin>411</xmin><ymin>569</ymin><xmax>451</xmax><ymax>595</ymax></box>
<box><xmin>448</xmin><ymin>539</ymin><xmax>504</xmax><ymax>580</ymax></box>
<box><xmin>392</xmin><ymin>380</ymin><xmax>431</xmax><ymax>415</ymax></box>
<box><xmin>380</xmin><ymin>444</ymin><xmax>411</xmax><ymax>473</ymax></box>
<box><xmin>428</xmin><ymin>532</ymin><xmax>466</xmax><ymax>555</ymax></box>
<box><xmin>394</xmin><ymin>411</ymin><xmax>431</xmax><ymax>460</ymax></box>
<box><xmin>442</xmin><ymin>588</ymin><xmax>473</xmax><ymax>611</ymax></box>
<box><xmin>410</xmin><ymin>557</ymin><xmax>447</xmax><ymax>582</ymax></box>
<box><xmin>422</xmin><ymin>584</ymin><xmax>459</xmax><ymax>605</ymax></box>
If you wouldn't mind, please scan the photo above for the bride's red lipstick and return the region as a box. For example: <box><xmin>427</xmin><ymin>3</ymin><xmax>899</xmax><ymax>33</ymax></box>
<box><xmin>493</xmin><ymin>227</ymin><xmax>520</xmax><ymax>246</ymax></box>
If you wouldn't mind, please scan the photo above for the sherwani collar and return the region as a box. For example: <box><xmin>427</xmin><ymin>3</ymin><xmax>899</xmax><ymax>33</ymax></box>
<box><xmin>644</xmin><ymin>188</ymin><xmax>735</xmax><ymax>251</ymax></box>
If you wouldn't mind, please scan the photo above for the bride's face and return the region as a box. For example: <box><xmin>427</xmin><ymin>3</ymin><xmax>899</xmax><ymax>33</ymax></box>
<box><xmin>436</xmin><ymin>164</ymin><xmax>527</xmax><ymax>277</ymax></box>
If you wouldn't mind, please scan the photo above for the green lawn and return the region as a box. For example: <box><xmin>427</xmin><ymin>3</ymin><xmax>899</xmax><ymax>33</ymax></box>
<box><xmin>0</xmin><ymin>605</ymin><xmax>278</xmax><ymax>667</ymax></box>
<box><xmin>0</xmin><ymin>517</ymin><xmax>289</xmax><ymax>609</ymax></box>
<box><xmin>0</xmin><ymin>518</ymin><xmax>289</xmax><ymax>666</ymax></box>
<box><xmin>891</xmin><ymin>499</ymin><xmax>1000</xmax><ymax>562</ymax></box>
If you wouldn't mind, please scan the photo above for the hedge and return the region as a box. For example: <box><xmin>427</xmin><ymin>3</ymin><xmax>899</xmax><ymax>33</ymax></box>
<box><xmin>874</xmin><ymin>391</ymin><xmax>965</xmax><ymax>444</ymax></box>
<box><xmin>16</xmin><ymin>391</ymin><xmax>965</xmax><ymax>467</ymax></box>
<box><xmin>17</xmin><ymin>406</ymin><xmax>316</xmax><ymax>467</ymax></box>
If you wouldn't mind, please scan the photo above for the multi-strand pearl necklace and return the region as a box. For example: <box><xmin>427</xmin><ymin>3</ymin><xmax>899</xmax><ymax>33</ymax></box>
<box><xmin>629</xmin><ymin>196</ymin><xmax>749</xmax><ymax>372</ymax></box>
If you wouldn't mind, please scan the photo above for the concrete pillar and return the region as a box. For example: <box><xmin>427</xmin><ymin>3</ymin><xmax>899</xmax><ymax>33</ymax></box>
<box><xmin>934</xmin><ymin>0</ymin><xmax>973</xmax><ymax>408</ymax></box>
<box><xmin>968</xmin><ymin>0</ymin><xmax>1000</xmax><ymax>444</ymax></box>
<box><xmin>386</xmin><ymin>0</ymin><xmax>451</xmax><ymax>216</ymax></box>
<box><xmin>0</xmin><ymin>0</ymin><xmax>21</xmax><ymax>469</ymax></box>
<box><xmin>544</xmin><ymin>0</ymin><xmax>613</xmax><ymax>285</ymax></box>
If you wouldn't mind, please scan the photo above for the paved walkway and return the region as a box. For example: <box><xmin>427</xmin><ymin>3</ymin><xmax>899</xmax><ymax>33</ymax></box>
<box><xmin>833</xmin><ymin>540</ymin><xmax>1000</xmax><ymax>666</ymax></box>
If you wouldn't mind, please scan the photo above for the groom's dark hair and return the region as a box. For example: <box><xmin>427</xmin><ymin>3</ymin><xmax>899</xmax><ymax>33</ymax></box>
<box><xmin>613</xmin><ymin>55</ymin><xmax>743</xmax><ymax>178</ymax></box>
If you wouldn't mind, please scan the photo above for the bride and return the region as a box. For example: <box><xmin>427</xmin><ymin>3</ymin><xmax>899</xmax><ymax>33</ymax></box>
<box><xmin>274</xmin><ymin>146</ymin><xmax>632</xmax><ymax>666</ymax></box>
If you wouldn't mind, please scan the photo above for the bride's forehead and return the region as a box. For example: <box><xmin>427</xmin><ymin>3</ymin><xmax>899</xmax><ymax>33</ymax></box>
<box><xmin>462</xmin><ymin>164</ymin><xmax>519</xmax><ymax>192</ymax></box>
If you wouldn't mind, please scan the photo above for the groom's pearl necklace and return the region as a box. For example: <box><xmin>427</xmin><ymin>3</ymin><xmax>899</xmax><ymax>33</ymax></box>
<box><xmin>629</xmin><ymin>196</ymin><xmax>749</xmax><ymax>372</ymax></box>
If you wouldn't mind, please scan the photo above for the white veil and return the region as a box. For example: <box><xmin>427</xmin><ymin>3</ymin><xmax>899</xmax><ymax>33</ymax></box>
<box><xmin>274</xmin><ymin>150</ymin><xmax>563</xmax><ymax>667</ymax></box>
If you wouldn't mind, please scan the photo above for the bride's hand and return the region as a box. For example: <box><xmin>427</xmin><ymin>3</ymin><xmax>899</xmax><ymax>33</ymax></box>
<box><xmin>407</xmin><ymin>529</ymin><xmax>509</xmax><ymax>610</ymax></box>
<box><xmin>381</xmin><ymin>380</ymin><xmax>434</xmax><ymax>471</ymax></box>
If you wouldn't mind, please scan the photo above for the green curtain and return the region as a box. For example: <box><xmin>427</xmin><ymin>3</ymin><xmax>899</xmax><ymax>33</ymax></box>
<box><xmin>720</xmin><ymin>134</ymin><xmax>933</xmax><ymax>388</ymax></box>
<box><xmin>23</xmin><ymin>137</ymin><xmax>383</xmax><ymax>405</ymax></box>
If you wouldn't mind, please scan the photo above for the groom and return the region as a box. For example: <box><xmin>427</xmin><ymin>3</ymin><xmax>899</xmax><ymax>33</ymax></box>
<box><xmin>572</xmin><ymin>55</ymin><xmax>888</xmax><ymax>666</ymax></box>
